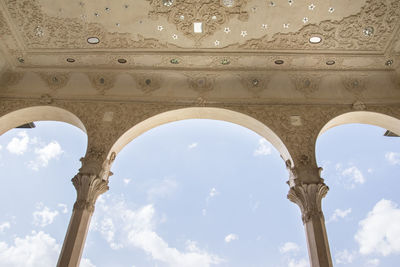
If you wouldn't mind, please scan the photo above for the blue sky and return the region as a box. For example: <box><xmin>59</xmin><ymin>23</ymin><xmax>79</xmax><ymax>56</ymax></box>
<box><xmin>0</xmin><ymin>119</ymin><xmax>399</xmax><ymax>267</ymax></box>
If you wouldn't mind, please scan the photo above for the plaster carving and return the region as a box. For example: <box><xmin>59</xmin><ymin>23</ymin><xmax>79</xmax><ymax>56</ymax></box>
<box><xmin>343</xmin><ymin>75</ymin><xmax>367</xmax><ymax>96</ymax></box>
<box><xmin>210</xmin><ymin>56</ymin><xmax>239</xmax><ymax>67</ymax></box>
<box><xmin>231</xmin><ymin>0</ymin><xmax>400</xmax><ymax>51</ymax></box>
<box><xmin>147</xmin><ymin>0</ymin><xmax>249</xmax><ymax>42</ymax></box>
<box><xmin>287</xmin><ymin>183</ymin><xmax>329</xmax><ymax>224</ymax></box>
<box><xmin>87</xmin><ymin>73</ymin><xmax>116</xmax><ymax>95</ymax></box>
<box><xmin>4</xmin><ymin>0</ymin><xmax>177</xmax><ymax>50</ymax></box>
<box><xmin>39</xmin><ymin>94</ymin><xmax>53</xmax><ymax>104</ymax></box>
<box><xmin>186</xmin><ymin>74</ymin><xmax>215</xmax><ymax>96</ymax></box>
<box><xmin>352</xmin><ymin>101</ymin><xmax>367</xmax><ymax>111</ymax></box>
<box><xmin>38</xmin><ymin>72</ymin><xmax>70</xmax><ymax>91</ymax></box>
<box><xmin>290</xmin><ymin>74</ymin><xmax>322</xmax><ymax>97</ymax></box>
<box><xmin>132</xmin><ymin>73</ymin><xmax>162</xmax><ymax>95</ymax></box>
<box><xmin>239</xmin><ymin>74</ymin><xmax>269</xmax><ymax>97</ymax></box>
<box><xmin>0</xmin><ymin>10</ymin><xmax>12</xmax><ymax>35</ymax></box>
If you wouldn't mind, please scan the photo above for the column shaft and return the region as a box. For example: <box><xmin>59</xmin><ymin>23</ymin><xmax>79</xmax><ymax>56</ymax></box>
<box><xmin>57</xmin><ymin>172</ymin><xmax>109</xmax><ymax>267</ymax></box>
<box><xmin>288</xmin><ymin>182</ymin><xmax>333</xmax><ymax>267</ymax></box>
<box><xmin>57</xmin><ymin>208</ymin><xmax>92</xmax><ymax>267</ymax></box>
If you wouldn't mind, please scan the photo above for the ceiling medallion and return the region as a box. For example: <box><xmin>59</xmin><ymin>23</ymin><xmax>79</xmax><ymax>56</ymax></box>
<box><xmin>147</xmin><ymin>0</ymin><xmax>249</xmax><ymax>42</ymax></box>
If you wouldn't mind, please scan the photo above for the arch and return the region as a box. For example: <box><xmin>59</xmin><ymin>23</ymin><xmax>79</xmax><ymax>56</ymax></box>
<box><xmin>318</xmin><ymin>111</ymin><xmax>400</xmax><ymax>138</ymax></box>
<box><xmin>108</xmin><ymin>107</ymin><xmax>292</xmax><ymax>164</ymax></box>
<box><xmin>0</xmin><ymin>106</ymin><xmax>86</xmax><ymax>135</ymax></box>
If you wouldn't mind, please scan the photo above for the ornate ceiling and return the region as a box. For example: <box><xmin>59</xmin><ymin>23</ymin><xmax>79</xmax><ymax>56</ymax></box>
<box><xmin>0</xmin><ymin>0</ymin><xmax>399</xmax><ymax>104</ymax></box>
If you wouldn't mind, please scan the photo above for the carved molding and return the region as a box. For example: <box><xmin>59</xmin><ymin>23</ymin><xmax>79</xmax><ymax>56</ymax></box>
<box><xmin>287</xmin><ymin>183</ymin><xmax>329</xmax><ymax>224</ymax></box>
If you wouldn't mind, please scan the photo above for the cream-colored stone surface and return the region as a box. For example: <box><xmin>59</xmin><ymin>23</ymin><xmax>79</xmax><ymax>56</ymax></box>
<box><xmin>1</xmin><ymin>0</ymin><xmax>400</xmax><ymax>266</ymax></box>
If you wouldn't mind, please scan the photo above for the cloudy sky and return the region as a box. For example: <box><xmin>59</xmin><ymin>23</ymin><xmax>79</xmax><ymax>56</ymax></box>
<box><xmin>0</xmin><ymin>119</ymin><xmax>399</xmax><ymax>267</ymax></box>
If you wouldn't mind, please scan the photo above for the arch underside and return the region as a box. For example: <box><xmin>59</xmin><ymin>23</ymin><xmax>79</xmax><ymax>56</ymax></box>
<box><xmin>109</xmin><ymin>107</ymin><xmax>293</xmax><ymax>165</ymax></box>
<box><xmin>319</xmin><ymin>111</ymin><xmax>400</xmax><ymax>137</ymax></box>
<box><xmin>0</xmin><ymin>106</ymin><xmax>87</xmax><ymax>136</ymax></box>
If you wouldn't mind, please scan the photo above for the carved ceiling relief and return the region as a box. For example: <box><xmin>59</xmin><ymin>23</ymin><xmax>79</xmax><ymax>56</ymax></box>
<box><xmin>239</xmin><ymin>74</ymin><xmax>270</xmax><ymax>98</ymax></box>
<box><xmin>131</xmin><ymin>73</ymin><xmax>162</xmax><ymax>95</ymax></box>
<box><xmin>186</xmin><ymin>73</ymin><xmax>216</xmax><ymax>97</ymax></box>
<box><xmin>2</xmin><ymin>0</ymin><xmax>399</xmax><ymax>51</ymax></box>
<box><xmin>87</xmin><ymin>73</ymin><xmax>116</xmax><ymax>95</ymax></box>
<box><xmin>290</xmin><ymin>74</ymin><xmax>323</xmax><ymax>97</ymax></box>
<box><xmin>4</xmin><ymin>0</ymin><xmax>175</xmax><ymax>49</ymax></box>
<box><xmin>38</xmin><ymin>72</ymin><xmax>70</xmax><ymax>92</ymax></box>
<box><xmin>147</xmin><ymin>0</ymin><xmax>249</xmax><ymax>43</ymax></box>
<box><xmin>233</xmin><ymin>0</ymin><xmax>400</xmax><ymax>51</ymax></box>
<box><xmin>342</xmin><ymin>75</ymin><xmax>367</xmax><ymax>97</ymax></box>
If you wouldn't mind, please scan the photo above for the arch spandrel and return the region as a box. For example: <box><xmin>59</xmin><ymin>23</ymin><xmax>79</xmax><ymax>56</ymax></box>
<box><xmin>107</xmin><ymin>106</ymin><xmax>294</xmax><ymax>167</ymax></box>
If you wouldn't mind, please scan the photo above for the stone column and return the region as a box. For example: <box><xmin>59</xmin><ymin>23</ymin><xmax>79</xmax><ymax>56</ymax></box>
<box><xmin>286</xmin><ymin>161</ymin><xmax>333</xmax><ymax>267</ymax></box>
<box><xmin>57</xmin><ymin>152</ymin><xmax>115</xmax><ymax>267</ymax></box>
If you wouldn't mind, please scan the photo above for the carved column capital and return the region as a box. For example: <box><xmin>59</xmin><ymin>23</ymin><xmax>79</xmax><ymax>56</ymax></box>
<box><xmin>287</xmin><ymin>183</ymin><xmax>329</xmax><ymax>224</ymax></box>
<box><xmin>72</xmin><ymin>174</ymin><xmax>108</xmax><ymax>212</ymax></box>
<box><xmin>71</xmin><ymin>151</ymin><xmax>116</xmax><ymax>212</ymax></box>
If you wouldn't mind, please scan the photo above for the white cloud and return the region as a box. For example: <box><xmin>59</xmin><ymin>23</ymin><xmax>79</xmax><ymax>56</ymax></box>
<box><xmin>253</xmin><ymin>138</ymin><xmax>272</xmax><ymax>156</ymax></box>
<box><xmin>98</xmin><ymin>217</ymin><xmax>122</xmax><ymax>250</ymax></box>
<box><xmin>123</xmin><ymin>178</ymin><xmax>131</xmax><ymax>185</ymax></box>
<box><xmin>355</xmin><ymin>199</ymin><xmax>400</xmax><ymax>256</ymax></box>
<box><xmin>335</xmin><ymin>249</ymin><xmax>356</xmax><ymax>264</ymax></box>
<box><xmin>0</xmin><ymin>231</ymin><xmax>60</xmax><ymax>267</ymax></box>
<box><xmin>0</xmin><ymin>222</ymin><xmax>11</xmax><ymax>233</ymax></box>
<box><xmin>342</xmin><ymin>166</ymin><xmax>365</xmax><ymax>185</ymax></box>
<box><xmin>206</xmin><ymin>187</ymin><xmax>220</xmax><ymax>203</ymax></box>
<box><xmin>280</xmin><ymin>242</ymin><xmax>300</xmax><ymax>254</ymax></box>
<box><xmin>57</xmin><ymin>203</ymin><xmax>68</xmax><ymax>214</ymax></box>
<box><xmin>366</xmin><ymin>258</ymin><xmax>380</xmax><ymax>266</ymax></box>
<box><xmin>80</xmin><ymin>258</ymin><xmax>96</xmax><ymax>267</ymax></box>
<box><xmin>33</xmin><ymin>204</ymin><xmax>59</xmax><ymax>227</ymax></box>
<box><xmin>328</xmin><ymin>208</ymin><xmax>352</xmax><ymax>222</ymax></box>
<box><xmin>28</xmin><ymin>141</ymin><xmax>63</xmax><ymax>171</ymax></box>
<box><xmin>0</xmin><ymin>144</ymin><xmax>2</xmax><ymax>150</ymax></box>
<box><xmin>336</xmin><ymin>165</ymin><xmax>365</xmax><ymax>189</ymax></box>
<box><xmin>7</xmin><ymin>131</ymin><xmax>29</xmax><ymax>155</ymax></box>
<box><xmin>224</xmin><ymin>234</ymin><xmax>238</xmax><ymax>243</ymax></box>
<box><xmin>92</xmin><ymin>196</ymin><xmax>223</xmax><ymax>267</ymax></box>
<box><xmin>202</xmin><ymin>209</ymin><xmax>207</xmax><ymax>216</ymax></box>
<box><xmin>385</xmin><ymin>152</ymin><xmax>400</xmax><ymax>165</ymax></box>
<box><xmin>147</xmin><ymin>178</ymin><xmax>178</xmax><ymax>201</ymax></box>
<box><xmin>188</xmin><ymin>143</ymin><xmax>198</xmax><ymax>149</ymax></box>
<box><xmin>288</xmin><ymin>258</ymin><xmax>308</xmax><ymax>267</ymax></box>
